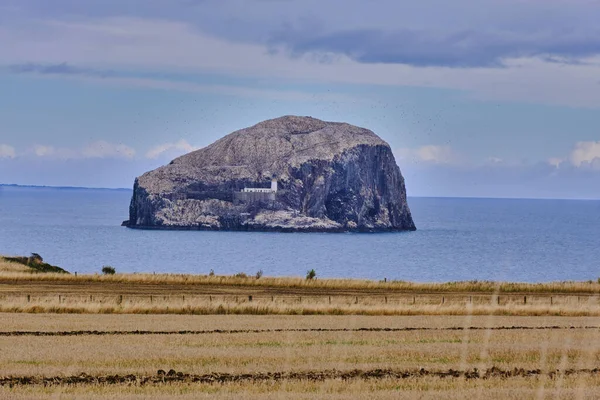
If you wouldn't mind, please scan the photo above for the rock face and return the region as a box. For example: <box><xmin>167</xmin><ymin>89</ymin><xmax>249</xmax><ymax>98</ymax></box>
<box><xmin>125</xmin><ymin>116</ymin><xmax>416</xmax><ymax>232</ymax></box>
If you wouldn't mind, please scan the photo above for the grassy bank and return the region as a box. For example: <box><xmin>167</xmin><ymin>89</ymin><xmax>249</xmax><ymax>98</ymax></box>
<box><xmin>2</xmin><ymin>255</ymin><xmax>599</xmax><ymax>316</ymax></box>
<box><xmin>0</xmin><ymin>255</ymin><xmax>67</xmax><ymax>274</ymax></box>
<box><xmin>1</xmin><ymin>269</ymin><xmax>600</xmax><ymax>295</ymax></box>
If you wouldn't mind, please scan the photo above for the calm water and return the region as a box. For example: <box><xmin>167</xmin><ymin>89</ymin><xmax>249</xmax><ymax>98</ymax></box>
<box><xmin>1</xmin><ymin>186</ymin><xmax>599</xmax><ymax>282</ymax></box>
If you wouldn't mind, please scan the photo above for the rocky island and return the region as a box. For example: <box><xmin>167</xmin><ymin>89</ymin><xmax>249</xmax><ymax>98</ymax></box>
<box><xmin>124</xmin><ymin>116</ymin><xmax>416</xmax><ymax>232</ymax></box>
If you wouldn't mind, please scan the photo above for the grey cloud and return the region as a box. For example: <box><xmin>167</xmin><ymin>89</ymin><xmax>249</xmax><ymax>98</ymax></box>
<box><xmin>5</xmin><ymin>0</ymin><xmax>600</xmax><ymax>68</ymax></box>
<box><xmin>268</xmin><ymin>28</ymin><xmax>600</xmax><ymax>68</ymax></box>
<box><xmin>10</xmin><ymin>62</ymin><xmax>84</xmax><ymax>74</ymax></box>
<box><xmin>8</xmin><ymin>63</ymin><xmax>114</xmax><ymax>77</ymax></box>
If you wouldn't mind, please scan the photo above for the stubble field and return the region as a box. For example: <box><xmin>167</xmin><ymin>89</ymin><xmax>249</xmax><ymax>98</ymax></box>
<box><xmin>1</xmin><ymin>271</ymin><xmax>599</xmax><ymax>398</ymax></box>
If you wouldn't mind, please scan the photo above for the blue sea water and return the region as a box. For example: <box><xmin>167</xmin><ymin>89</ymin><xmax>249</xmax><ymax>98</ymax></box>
<box><xmin>0</xmin><ymin>185</ymin><xmax>599</xmax><ymax>283</ymax></box>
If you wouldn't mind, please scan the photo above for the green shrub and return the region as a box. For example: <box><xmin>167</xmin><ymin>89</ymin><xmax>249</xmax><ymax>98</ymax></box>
<box><xmin>102</xmin><ymin>266</ymin><xmax>116</xmax><ymax>275</ymax></box>
<box><xmin>234</xmin><ymin>272</ymin><xmax>248</xmax><ymax>279</ymax></box>
<box><xmin>306</xmin><ymin>269</ymin><xmax>316</xmax><ymax>280</ymax></box>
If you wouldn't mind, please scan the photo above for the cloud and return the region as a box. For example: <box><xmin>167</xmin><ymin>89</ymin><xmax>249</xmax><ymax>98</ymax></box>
<box><xmin>2</xmin><ymin>4</ymin><xmax>600</xmax><ymax>107</ymax></box>
<box><xmin>400</xmin><ymin>160</ymin><xmax>600</xmax><ymax>199</ymax></box>
<box><xmin>0</xmin><ymin>144</ymin><xmax>16</xmax><ymax>159</ymax></box>
<box><xmin>6</xmin><ymin>63</ymin><xmax>356</xmax><ymax>102</ymax></box>
<box><xmin>19</xmin><ymin>0</ymin><xmax>600</xmax><ymax>69</ymax></box>
<box><xmin>568</xmin><ymin>141</ymin><xmax>600</xmax><ymax>168</ymax></box>
<box><xmin>486</xmin><ymin>157</ymin><xmax>504</xmax><ymax>164</ymax></box>
<box><xmin>269</xmin><ymin>28</ymin><xmax>600</xmax><ymax>68</ymax></box>
<box><xmin>548</xmin><ymin>141</ymin><xmax>600</xmax><ymax>170</ymax></box>
<box><xmin>30</xmin><ymin>141</ymin><xmax>135</xmax><ymax>160</ymax></box>
<box><xmin>395</xmin><ymin>145</ymin><xmax>462</xmax><ymax>165</ymax></box>
<box><xmin>33</xmin><ymin>145</ymin><xmax>59</xmax><ymax>157</ymax></box>
<box><xmin>146</xmin><ymin>139</ymin><xmax>197</xmax><ymax>159</ymax></box>
<box><xmin>10</xmin><ymin>62</ymin><xmax>88</xmax><ymax>75</ymax></box>
<box><xmin>547</xmin><ymin>157</ymin><xmax>564</xmax><ymax>168</ymax></box>
<box><xmin>8</xmin><ymin>62</ymin><xmax>115</xmax><ymax>78</ymax></box>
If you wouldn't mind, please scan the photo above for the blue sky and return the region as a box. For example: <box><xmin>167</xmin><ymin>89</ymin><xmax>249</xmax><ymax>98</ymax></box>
<box><xmin>1</xmin><ymin>0</ymin><xmax>600</xmax><ymax>198</ymax></box>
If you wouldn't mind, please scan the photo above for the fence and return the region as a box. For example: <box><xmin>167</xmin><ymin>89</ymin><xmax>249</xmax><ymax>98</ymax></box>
<box><xmin>2</xmin><ymin>293</ymin><xmax>599</xmax><ymax>307</ymax></box>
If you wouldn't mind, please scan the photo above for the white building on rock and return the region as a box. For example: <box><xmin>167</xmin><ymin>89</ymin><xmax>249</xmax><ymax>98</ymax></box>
<box><xmin>241</xmin><ymin>178</ymin><xmax>278</xmax><ymax>193</ymax></box>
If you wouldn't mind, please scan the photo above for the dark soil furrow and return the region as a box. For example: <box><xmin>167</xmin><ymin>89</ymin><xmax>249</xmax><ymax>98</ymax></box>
<box><xmin>1</xmin><ymin>326</ymin><xmax>598</xmax><ymax>336</ymax></box>
<box><xmin>2</xmin><ymin>367</ymin><xmax>599</xmax><ymax>387</ymax></box>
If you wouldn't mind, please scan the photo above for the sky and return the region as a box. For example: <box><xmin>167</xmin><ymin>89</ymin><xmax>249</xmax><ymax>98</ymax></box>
<box><xmin>1</xmin><ymin>0</ymin><xmax>600</xmax><ymax>198</ymax></box>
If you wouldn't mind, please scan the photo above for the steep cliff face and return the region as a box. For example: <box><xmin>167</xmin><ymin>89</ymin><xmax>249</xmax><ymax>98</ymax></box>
<box><xmin>125</xmin><ymin>116</ymin><xmax>416</xmax><ymax>232</ymax></box>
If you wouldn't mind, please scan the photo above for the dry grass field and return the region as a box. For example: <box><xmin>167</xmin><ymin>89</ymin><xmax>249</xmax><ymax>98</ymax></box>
<box><xmin>1</xmin><ymin>265</ymin><xmax>600</xmax><ymax>398</ymax></box>
<box><xmin>2</xmin><ymin>265</ymin><xmax>600</xmax><ymax>294</ymax></box>
<box><xmin>1</xmin><ymin>267</ymin><xmax>600</xmax><ymax>317</ymax></box>
<box><xmin>1</xmin><ymin>314</ymin><xmax>600</xmax><ymax>399</ymax></box>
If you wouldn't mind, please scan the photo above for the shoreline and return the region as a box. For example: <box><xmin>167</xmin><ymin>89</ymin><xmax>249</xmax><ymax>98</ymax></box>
<box><xmin>122</xmin><ymin>221</ymin><xmax>418</xmax><ymax>233</ymax></box>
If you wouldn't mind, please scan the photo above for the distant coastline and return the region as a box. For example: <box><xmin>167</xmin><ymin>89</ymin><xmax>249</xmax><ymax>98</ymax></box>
<box><xmin>0</xmin><ymin>183</ymin><xmax>131</xmax><ymax>191</ymax></box>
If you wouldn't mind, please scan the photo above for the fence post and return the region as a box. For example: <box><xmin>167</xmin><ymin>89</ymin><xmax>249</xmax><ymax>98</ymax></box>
<box><xmin>384</xmin><ymin>296</ymin><xmax>387</xmax><ymax>304</ymax></box>
<box><xmin>249</xmin><ymin>295</ymin><xmax>253</xmax><ymax>302</ymax></box>
<box><xmin>524</xmin><ymin>296</ymin><xmax>527</xmax><ymax>305</ymax></box>
<box><xmin>550</xmin><ymin>296</ymin><xmax>553</xmax><ymax>305</ymax></box>
<box><xmin>27</xmin><ymin>295</ymin><xmax>30</xmax><ymax>303</ymax></box>
<box><xmin>355</xmin><ymin>296</ymin><xmax>358</xmax><ymax>304</ymax></box>
<box><xmin>497</xmin><ymin>296</ymin><xmax>500</xmax><ymax>305</ymax></box>
<box><xmin>442</xmin><ymin>296</ymin><xmax>445</xmax><ymax>305</ymax></box>
<box><xmin>59</xmin><ymin>295</ymin><xmax>62</xmax><ymax>303</ymax></box>
<box><xmin>328</xmin><ymin>296</ymin><xmax>331</xmax><ymax>304</ymax></box>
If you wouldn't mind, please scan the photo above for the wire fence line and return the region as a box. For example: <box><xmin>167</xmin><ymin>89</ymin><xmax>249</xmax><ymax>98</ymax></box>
<box><xmin>2</xmin><ymin>293</ymin><xmax>599</xmax><ymax>306</ymax></box>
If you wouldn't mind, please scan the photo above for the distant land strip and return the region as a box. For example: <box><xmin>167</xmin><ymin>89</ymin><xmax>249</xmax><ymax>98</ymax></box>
<box><xmin>0</xmin><ymin>183</ymin><xmax>130</xmax><ymax>191</ymax></box>
<box><xmin>1</xmin><ymin>325</ymin><xmax>599</xmax><ymax>336</ymax></box>
<box><xmin>2</xmin><ymin>367</ymin><xmax>600</xmax><ymax>386</ymax></box>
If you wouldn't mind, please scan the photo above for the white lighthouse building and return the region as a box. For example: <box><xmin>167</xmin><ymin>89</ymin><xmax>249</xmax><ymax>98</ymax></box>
<box><xmin>241</xmin><ymin>178</ymin><xmax>278</xmax><ymax>193</ymax></box>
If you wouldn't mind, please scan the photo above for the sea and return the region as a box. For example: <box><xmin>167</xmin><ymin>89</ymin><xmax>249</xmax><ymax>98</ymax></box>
<box><xmin>1</xmin><ymin>185</ymin><xmax>599</xmax><ymax>283</ymax></box>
